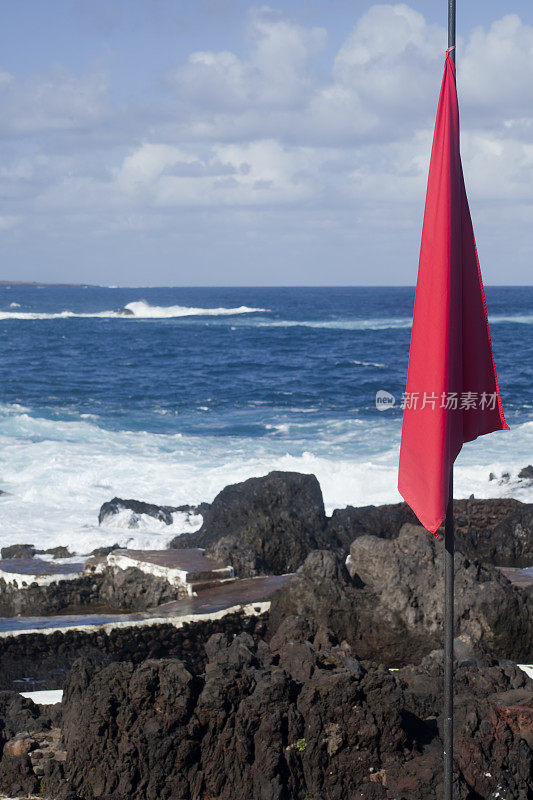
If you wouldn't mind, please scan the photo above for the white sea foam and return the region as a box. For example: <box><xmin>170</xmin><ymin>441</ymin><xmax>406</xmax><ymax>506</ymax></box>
<box><xmin>0</xmin><ymin>405</ymin><xmax>531</xmax><ymax>553</ymax></box>
<box><xmin>249</xmin><ymin>313</ymin><xmax>533</xmax><ymax>332</ymax></box>
<box><xmin>0</xmin><ymin>301</ymin><xmax>265</xmax><ymax>321</ymax></box>
<box><xmin>352</xmin><ymin>360</ymin><xmax>387</xmax><ymax>368</ymax></box>
<box><xmin>100</xmin><ymin>508</ymin><xmax>202</xmax><ymax>534</ymax></box>
<box><xmin>256</xmin><ymin>318</ymin><xmax>413</xmax><ymax>331</ymax></box>
<box><xmin>0</xmin><ymin>304</ymin><xmax>528</xmax><ymax>328</ymax></box>
<box><xmin>489</xmin><ymin>314</ymin><xmax>533</xmax><ymax>325</ymax></box>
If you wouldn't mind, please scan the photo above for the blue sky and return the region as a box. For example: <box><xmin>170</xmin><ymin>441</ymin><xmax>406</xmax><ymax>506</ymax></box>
<box><xmin>1</xmin><ymin>1</ymin><xmax>532</xmax><ymax>286</ymax></box>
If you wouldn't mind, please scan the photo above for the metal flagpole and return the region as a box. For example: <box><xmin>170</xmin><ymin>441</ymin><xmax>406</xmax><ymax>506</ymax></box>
<box><xmin>444</xmin><ymin>469</ymin><xmax>454</xmax><ymax>799</ymax></box>
<box><xmin>444</xmin><ymin>5</ymin><xmax>456</xmax><ymax>798</ymax></box>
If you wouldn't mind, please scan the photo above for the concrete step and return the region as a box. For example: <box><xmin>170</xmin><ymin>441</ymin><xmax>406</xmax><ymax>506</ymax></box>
<box><xmin>187</xmin><ymin>577</ymin><xmax>237</xmax><ymax>594</ymax></box>
<box><xmin>107</xmin><ymin>548</ymin><xmax>235</xmax><ymax>595</ymax></box>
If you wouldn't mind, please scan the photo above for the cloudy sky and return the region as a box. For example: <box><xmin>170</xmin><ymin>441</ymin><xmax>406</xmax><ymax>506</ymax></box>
<box><xmin>1</xmin><ymin>1</ymin><xmax>532</xmax><ymax>286</ymax></box>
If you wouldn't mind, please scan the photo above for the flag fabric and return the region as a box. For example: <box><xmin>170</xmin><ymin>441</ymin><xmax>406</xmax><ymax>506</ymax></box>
<box><xmin>398</xmin><ymin>52</ymin><xmax>508</xmax><ymax>535</ymax></box>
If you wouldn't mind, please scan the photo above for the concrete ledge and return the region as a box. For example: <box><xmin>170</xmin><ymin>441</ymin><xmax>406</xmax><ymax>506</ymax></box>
<box><xmin>107</xmin><ymin>548</ymin><xmax>234</xmax><ymax>595</ymax></box>
<box><xmin>0</xmin><ymin>558</ymin><xmax>86</xmax><ymax>588</ymax></box>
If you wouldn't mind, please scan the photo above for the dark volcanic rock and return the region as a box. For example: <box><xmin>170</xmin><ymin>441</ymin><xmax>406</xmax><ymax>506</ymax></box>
<box><xmin>57</xmin><ymin>620</ymin><xmax>533</xmax><ymax>800</ymax></box>
<box><xmin>518</xmin><ymin>464</ymin><xmax>533</xmax><ymax>481</ymax></box>
<box><xmin>347</xmin><ymin>526</ymin><xmax>533</xmax><ymax>662</ymax></box>
<box><xmin>269</xmin><ymin>548</ymin><xmax>436</xmax><ymax>665</ymax></box>
<box><xmin>394</xmin><ymin>655</ymin><xmax>533</xmax><ymax>800</ymax></box>
<box><xmin>172</xmin><ymin>471</ymin><xmax>338</xmax><ymax>577</ymax></box>
<box><xmin>327</xmin><ymin>502</ymin><xmax>418</xmax><ymax>550</ymax></box>
<box><xmin>0</xmin><ymin>692</ymin><xmax>61</xmax><ymax>799</ymax></box>
<box><xmin>0</xmin><ymin>561</ymin><xmax>188</xmax><ymax>617</ymax></box>
<box><xmin>90</xmin><ymin>543</ymin><xmax>120</xmax><ymax>557</ymax></box>
<box><xmin>268</xmin><ymin>550</ymin><xmax>366</xmax><ymax>651</ymax></box>
<box><xmin>0</xmin><ymin>612</ymin><xmax>266</xmax><ymax>692</ymax></box>
<box><xmin>270</xmin><ymin>525</ymin><xmax>533</xmax><ymax>664</ymax></box>
<box><xmin>328</xmin><ymin>498</ymin><xmax>533</xmax><ymax>567</ymax></box>
<box><xmin>0</xmin><ymin>574</ymin><xmax>105</xmax><ymax>618</ymax></box>
<box><xmin>0</xmin><ymin>692</ymin><xmax>48</xmax><ymax>748</ymax></box>
<box><xmin>1</xmin><ymin>544</ymin><xmax>36</xmax><ymax>559</ymax></box>
<box><xmin>99</xmin><ymin>497</ymin><xmax>196</xmax><ymax>526</ymax></box>
<box><xmin>39</xmin><ymin>546</ymin><xmax>73</xmax><ymax>559</ymax></box>
<box><xmin>451</xmin><ymin>498</ymin><xmax>533</xmax><ymax>567</ymax></box>
<box><xmin>98</xmin><ymin>566</ymin><xmax>184</xmax><ymax>610</ymax></box>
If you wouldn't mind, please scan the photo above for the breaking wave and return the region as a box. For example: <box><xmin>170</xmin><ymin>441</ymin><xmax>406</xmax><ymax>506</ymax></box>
<box><xmin>0</xmin><ymin>301</ymin><xmax>265</xmax><ymax>320</ymax></box>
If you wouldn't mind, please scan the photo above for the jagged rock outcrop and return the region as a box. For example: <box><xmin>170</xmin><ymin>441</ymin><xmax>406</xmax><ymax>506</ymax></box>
<box><xmin>347</xmin><ymin>525</ymin><xmax>533</xmax><ymax>661</ymax></box>
<box><xmin>452</xmin><ymin>498</ymin><xmax>533</xmax><ymax>566</ymax></box>
<box><xmin>327</xmin><ymin>502</ymin><xmax>419</xmax><ymax>550</ymax></box>
<box><xmin>270</xmin><ymin>525</ymin><xmax>533</xmax><ymax>664</ymax></box>
<box><xmin>328</xmin><ymin>498</ymin><xmax>533</xmax><ymax>567</ymax></box>
<box><xmin>52</xmin><ymin>621</ymin><xmax>533</xmax><ymax>800</ymax></box>
<box><xmin>171</xmin><ymin>471</ymin><xmax>339</xmax><ymax>577</ymax></box>
<box><xmin>0</xmin><ymin>692</ymin><xmax>63</xmax><ymax>798</ymax></box>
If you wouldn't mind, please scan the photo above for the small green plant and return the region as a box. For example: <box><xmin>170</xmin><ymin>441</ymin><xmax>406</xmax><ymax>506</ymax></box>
<box><xmin>39</xmin><ymin>778</ymin><xmax>46</xmax><ymax>797</ymax></box>
<box><xmin>304</xmin><ymin>791</ymin><xmax>314</xmax><ymax>800</ymax></box>
<box><xmin>296</xmin><ymin>738</ymin><xmax>307</xmax><ymax>753</ymax></box>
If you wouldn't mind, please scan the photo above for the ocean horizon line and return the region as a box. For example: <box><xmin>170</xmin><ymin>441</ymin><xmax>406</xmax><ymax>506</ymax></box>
<box><xmin>1</xmin><ymin>281</ymin><xmax>532</xmax><ymax>290</ymax></box>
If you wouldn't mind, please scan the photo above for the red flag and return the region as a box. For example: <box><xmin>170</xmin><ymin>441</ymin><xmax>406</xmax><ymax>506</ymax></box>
<box><xmin>398</xmin><ymin>53</ymin><xmax>508</xmax><ymax>535</ymax></box>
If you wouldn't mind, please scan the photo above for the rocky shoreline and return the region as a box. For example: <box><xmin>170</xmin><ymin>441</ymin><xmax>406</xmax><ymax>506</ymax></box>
<box><xmin>0</xmin><ymin>470</ymin><xmax>531</xmax><ymax>799</ymax></box>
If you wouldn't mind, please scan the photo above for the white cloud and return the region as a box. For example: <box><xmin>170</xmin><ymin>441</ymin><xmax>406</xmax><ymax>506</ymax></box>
<box><xmin>462</xmin><ymin>131</ymin><xmax>533</xmax><ymax>201</ymax></box>
<box><xmin>0</xmin><ymin>66</ymin><xmax>108</xmax><ymax>135</ymax></box>
<box><xmin>38</xmin><ymin>139</ymin><xmax>324</xmax><ymax>211</ymax></box>
<box><xmin>113</xmin><ymin>144</ymin><xmax>197</xmax><ymax>193</ymax></box>
<box><xmin>333</xmin><ymin>4</ymin><xmax>444</xmax><ymax>113</ymax></box>
<box><xmin>461</xmin><ymin>14</ymin><xmax>533</xmax><ymax>118</ymax></box>
<box><xmin>171</xmin><ymin>8</ymin><xmax>326</xmax><ymax>111</ymax></box>
<box><xmin>1</xmin><ymin>4</ymin><xmax>533</xmax><ymax>284</ymax></box>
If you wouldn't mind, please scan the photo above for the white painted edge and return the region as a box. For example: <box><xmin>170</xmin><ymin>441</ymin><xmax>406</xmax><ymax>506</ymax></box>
<box><xmin>0</xmin><ymin>570</ymin><xmax>83</xmax><ymax>588</ymax></box>
<box><xmin>0</xmin><ymin>601</ymin><xmax>271</xmax><ymax>639</ymax></box>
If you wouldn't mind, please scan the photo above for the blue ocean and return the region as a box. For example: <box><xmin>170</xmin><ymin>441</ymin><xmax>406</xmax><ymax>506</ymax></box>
<box><xmin>0</xmin><ymin>285</ymin><xmax>531</xmax><ymax>554</ymax></box>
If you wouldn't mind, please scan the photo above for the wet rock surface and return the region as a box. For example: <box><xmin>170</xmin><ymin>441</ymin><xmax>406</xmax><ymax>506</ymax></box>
<box><xmin>171</xmin><ymin>471</ymin><xmax>339</xmax><ymax>577</ymax></box>
<box><xmin>1</xmin><ymin>543</ymin><xmax>37</xmax><ymax>559</ymax></box>
<box><xmin>98</xmin><ymin>497</ymin><xmax>198</xmax><ymax>527</ymax></box>
<box><xmin>270</xmin><ymin>525</ymin><xmax>533</xmax><ymax>664</ymax></box>
<box><xmin>1</xmin><ymin>544</ymin><xmax>74</xmax><ymax>559</ymax></box>
<box><xmin>518</xmin><ymin>464</ymin><xmax>533</xmax><ymax>481</ymax></box>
